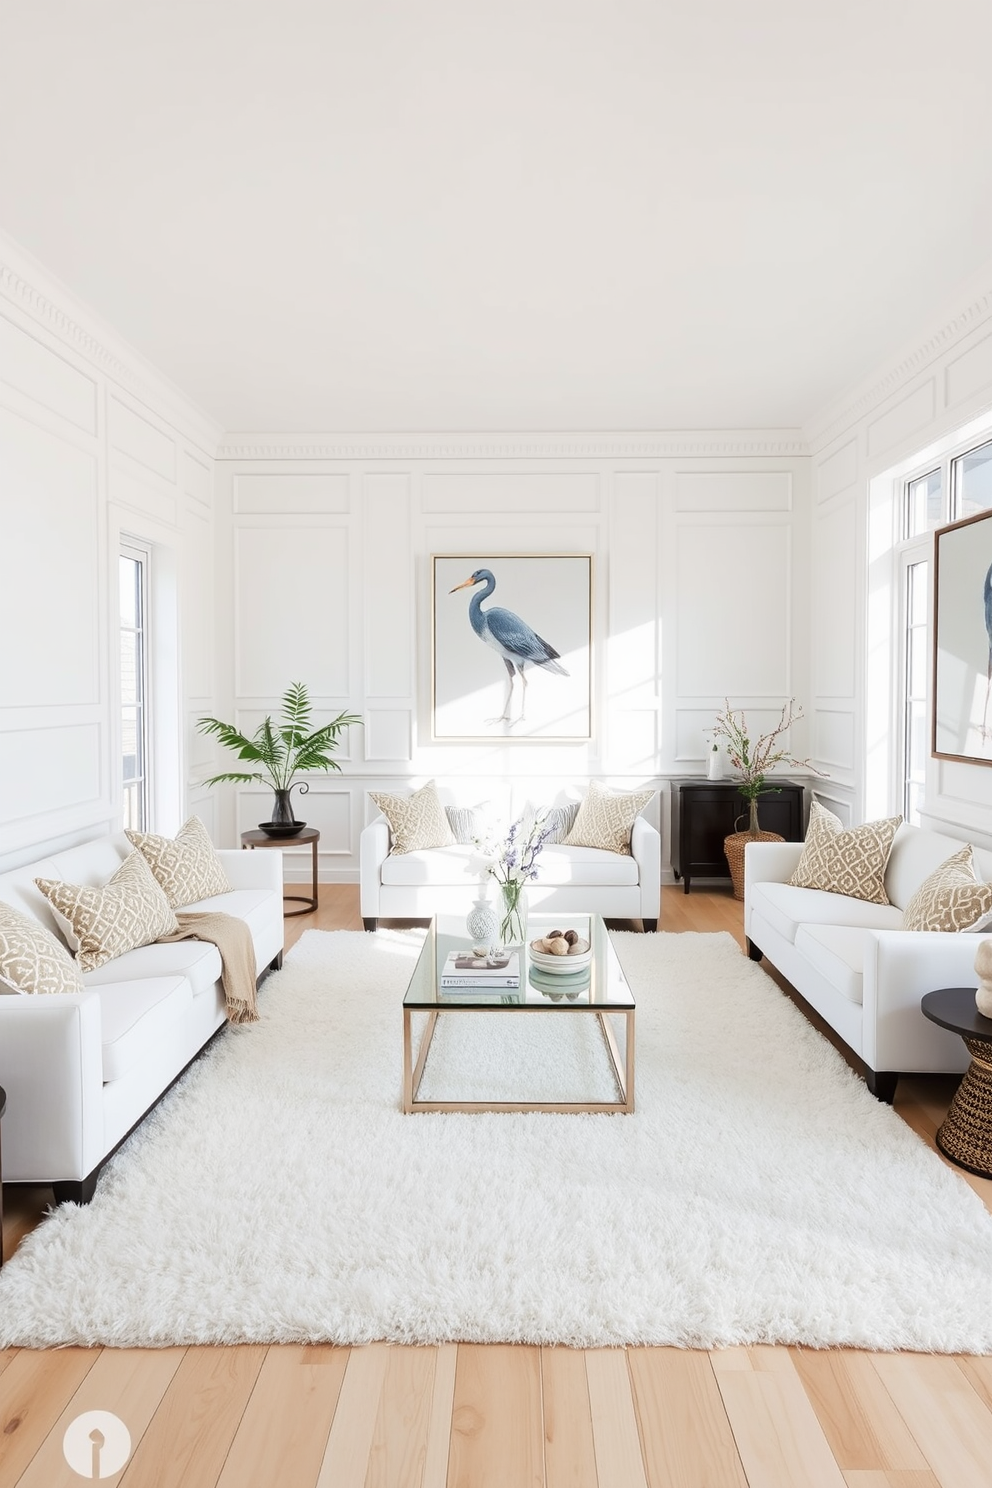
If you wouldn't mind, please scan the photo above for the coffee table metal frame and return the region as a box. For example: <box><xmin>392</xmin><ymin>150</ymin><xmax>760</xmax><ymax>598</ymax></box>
<box><xmin>402</xmin><ymin>914</ymin><xmax>635</xmax><ymax>1114</ymax></box>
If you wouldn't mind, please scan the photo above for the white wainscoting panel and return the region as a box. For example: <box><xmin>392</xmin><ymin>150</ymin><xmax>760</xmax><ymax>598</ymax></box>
<box><xmin>365</xmin><ymin>708</ymin><xmax>413</xmax><ymax>761</ymax></box>
<box><xmin>422</xmin><ymin>472</ymin><xmax>599</xmax><ymax>512</ymax></box>
<box><xmin>0</xmin><ymin>312</ymin><xmax>97</xmax><ymax>433</ymax></box>
<box><xmin>2</xmin><ymin>407</ymin><xmax>101</xmax><ymax>707</ymax></box>
<box><xmin>675</xmin><ymin>522</ymin><xmax>791</xmax><ymax>697</ymax></box>
<box><xmin>814</xmin><ymin>709</ymin><xmax>856</xmax><ymax>771</ymax></box>
<box><xmin>674</xmin><ymin>709</ymin><xmax>719</xmax><ymax>763</ymax></box>
<box><xmin>812</xmin><ymin>500</ymin><xmax>857</xmax><ymax>699</ymax></box>
<box><xmin>945</xmin><ymin>333</ymin><xmax>992</xmax><ymax>411</ymax></box>
<box><xmin>108</xmin><ymin>395</ymin><xmax>177</xmax><ymax>481</ymax></box>
<box><xmin>866</xmin><ymin>382</ymin><xmax>936</xmax><ymax>459</ymax></box>
<box><xmin>234</xmin><ymin>525</ymin><xmax>350</xmax><ymax>698</ymax></box>
<box><xmin>363</xmin><ymin>474</ymin><xmax>413</xmax><ymax>698</ymax></box>
<box><xmin>0</xmin><ymin>722</ymin><xmax>103</xmax><ymax>824</ymax></box>
<box><xmin>183</xmin><ymin>451</ymin><xmax>213</xmax><ymax>507</ymax></box>
<box><xmin>675</xmin><ymin>472</ymin><xmax>792</xmax><ymax>512</ymax></box>
<box><xmin>816</xmin><ymin>439</ymin><xmax>858</xmax><ymax>502</ymax></box>
<box><xmin>234</xmin><ymin>473</ymin><xmax>350</xmax><ymax>514</ymax></box>
<box><xmin>109</xmin><ymin>463</ymin><xmax>178</xmax><ymax>527</ymax></box>
<box><xmin>183</xmin><ymin>511</ymin><xmax>214</xmax><ymax>704</ymax></box>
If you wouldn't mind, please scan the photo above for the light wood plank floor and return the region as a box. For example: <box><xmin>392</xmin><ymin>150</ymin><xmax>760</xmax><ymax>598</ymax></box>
<box><xmin>2</xmin><ymin>886</ymin><xmax>991</xmax><ymax>1488</ymax></box>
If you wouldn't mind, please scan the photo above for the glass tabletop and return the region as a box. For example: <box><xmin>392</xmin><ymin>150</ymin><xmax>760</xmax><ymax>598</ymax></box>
<box><xmin>402</xmin><ymin>913</ymin><xmax>635</xmax><ymax>1010</ymax></box>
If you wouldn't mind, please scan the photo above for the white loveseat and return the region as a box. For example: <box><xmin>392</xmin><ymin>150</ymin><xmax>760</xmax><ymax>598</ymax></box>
<box><xmin>0</xmin><ymin>833</ymin><xmax>284</xmax><ymax>1202</ymax></box>
<box><xmin>360</xmin><ymin>788</ymin><xmax>661</xmax><ymax>931</ymax></box>
<box><xmin>744</xmin><ymin>822</ymin><xmax>992</xmax><ymax>1100</ymax></box>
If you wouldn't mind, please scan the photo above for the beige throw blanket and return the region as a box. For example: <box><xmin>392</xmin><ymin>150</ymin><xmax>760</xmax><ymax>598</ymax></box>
<box><xmin>157</xmin><ymin>911</ymin><xmax>259</xmax><ymax>1024</ymax></box>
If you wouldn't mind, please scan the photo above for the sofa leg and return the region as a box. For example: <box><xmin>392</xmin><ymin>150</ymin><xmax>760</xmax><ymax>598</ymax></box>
<box><xmin>746</xmin><ymin>938</ymin><xmax>763</xmax><ymax>962</ymax></box>
<box><xmin>269</xmin><ymin>950</ymin><xmax>284</xmax><ymax>971</ymax></box>
<box><xmin>363</xmin><ymin>917</ymin><xmax>378</xmax><ymax>932</ymax></box>
<box><xmin>642</xmin><ymin>918</ymin><xmax>658</xmax><ymax>933</ymax></box>
<box><xmin>865</xmin><ymin>1070</ymin><xmax>899</xmax><ymax>1104</ymax></box>
<box><xmin>53</xmin><ymin>1170</ymin><xmax>100</xmax><ymax>1206</ymax></box>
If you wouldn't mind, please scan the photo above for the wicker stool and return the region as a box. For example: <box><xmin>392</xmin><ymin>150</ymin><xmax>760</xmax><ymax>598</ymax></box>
<box><xmin>723</xmin><ymin>830</ymin><xmax>784</xmax><ymax>901</ymax></box>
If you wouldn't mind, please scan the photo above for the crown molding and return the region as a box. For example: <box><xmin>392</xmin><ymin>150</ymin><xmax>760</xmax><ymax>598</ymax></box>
<box><xmin>805</xmin><ymin>280</ymin><xmax>992</xmax><ymax>456</ymax></box>
<box><xmin>0</xmin><ymin>241</ymin><xmax>224</xmax><ymax>456</ymax></box>
<box><xmin>216</xmin><ymin>429</ymin><xmax>809</xmax><ymax>461</ymax></box>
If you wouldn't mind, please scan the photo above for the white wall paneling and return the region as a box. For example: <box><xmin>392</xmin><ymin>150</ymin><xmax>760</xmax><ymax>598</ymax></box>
<box><xmin>816</xmin><ymin>440</ymin><xmax>857</xmax><ymax>503</ymax></box>
<box><xmin>0</xmin><ymin>238</ymin><xmax>220</xmax><ymax>871</ymax></box>
<box><xmin>607</xmin><ymin>473</ymin><xmax>660</xmax><ymax>768</ymax></box>
<box><xmin>675</xmin><ymin>471</ymin><xmax>792</xmax><ymax>512</ymax></box>
<box><xmin>866</xmin><ymin>382</ymin><xmax>937</xmax><ymax>460</ymax></box>
<box><xmin>363</xmin><ymin>474</ymin><xmax>413</xmax><ymax>699</ymax></box>
<box><xmin>422</xmin><ymin>472</ymin><xmax>599</xmax><ymax>512</ymax></box>
<box><xmin>0</xmin><ymin>311</ymin><xmax>97</xmax><ymax>433</ymax></box>
<box><xmin>812</xmin><ymin>500</ymin><xmax>858</xmax><ymax>700</ymax></box>
<box><xmin>2</xmin><ymin>406</ymin><xmax>102</xmax><ymax>710</ymax></box>
<box><xmin>234</xmin><ymin>472</ymin><xmax>350</xmax><ymax>514</ymax></box>
<box><xmin>364</xmin><ymin>709</ymin><xmax>413</xmax><ymax>762</ymax></box>
<box><xmin>233</xmin><ymin>523</ymin><xmax>350</xmax><ymax>699</ymax></box>
<box><xmin>675</xmin><ymin>521</ymin><xmax>792</xmax><ymax>698</ymax></box>
<box><xmin>813</xmin><ymin>710</ymin><xmax>856</xmax><ymax>772</ymax></box>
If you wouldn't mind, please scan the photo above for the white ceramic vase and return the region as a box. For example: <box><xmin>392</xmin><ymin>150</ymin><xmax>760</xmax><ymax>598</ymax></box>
<box><xmin>466</xmin><ymin>893</ymin><xmax>500</xmax><ymax>954</ymax></box>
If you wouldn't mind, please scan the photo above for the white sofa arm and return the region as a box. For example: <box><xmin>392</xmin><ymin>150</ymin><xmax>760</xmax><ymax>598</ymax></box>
<box><xmin>630</xmin><ymin>815</ymin><xmax>661</xmax><ymax>922</ymax></box>
<box><xmin>744</xmin><ymin>841</ymin><xmax>805</xmax><ymax>937</ymax></box>
<box><xmin>217</xmin><ymin>847</ymin><xmax>284</xmax><ymax>893</ymax></box>
<box><xmin>360</xmin><ymin>817</ymin><xmax>392</xmax><ymax>917</ymax></box>
<box><xmin>0</xmin><ymin>992</ymin><xmax>105</xmax><ymax>1182</ymax></box>
<box><xmin>863</xmin><ymin>929</ymin><xmax>988</xmax><ymax>1073</ymax></box>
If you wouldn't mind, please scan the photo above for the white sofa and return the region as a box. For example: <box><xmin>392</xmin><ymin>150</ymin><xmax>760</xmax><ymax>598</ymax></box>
<box><xmin>744</xmin><ymin>821</ymin><xmax>992</xmax><ymax>1101</ymax></box>
<box><xmin>0</xmin><ymin>833</ymin><xmax>284</xmax><ymax>1203</ymax></box>
<box><xmin>360</xmin><ymin>791</ymin><xmax>661</xmax><ymax>931</ymax></box>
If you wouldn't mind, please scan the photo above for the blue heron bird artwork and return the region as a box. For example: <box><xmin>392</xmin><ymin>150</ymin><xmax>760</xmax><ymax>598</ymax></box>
<box><xmin>433</xmin><ymin>555</ymin><xmax>592</xmax><ymax>740</ymax></box>
<box><xmin>933</xmin><ymin>511</ymin><xmax>992</xmax><ymax>765</ymax></box>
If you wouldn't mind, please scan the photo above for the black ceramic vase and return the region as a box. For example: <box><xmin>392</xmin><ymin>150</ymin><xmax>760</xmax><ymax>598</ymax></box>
<box><xmin>260</xmin><ymin>782</ymin><xmax>308</xmax><ymax>837</ymax></box>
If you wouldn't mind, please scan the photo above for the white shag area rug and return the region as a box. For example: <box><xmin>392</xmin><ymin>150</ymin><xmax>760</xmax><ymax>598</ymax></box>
<box><xmin>3</xmin><ymin>928</ymin><xmax>992</xmax><ymax>1352</ymax></box>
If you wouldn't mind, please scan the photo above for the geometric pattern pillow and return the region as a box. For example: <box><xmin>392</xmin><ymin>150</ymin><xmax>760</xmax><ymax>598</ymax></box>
<box><xmin>126</xmin><ymin>814</ymin><xmax>231</xmax><ymax>908</ymax></box>
<box><xmin>562</xmin><ymin>781</ymin><xmax>655</xmax><ymax>856</ymax></box>
<box><xmin>35</xmin><ymin>849</ymin><xmax>179</xmax><ymax>973</ymax></box>
<box><xmin>789</xmin><ymin>799</ymin><xmax>902</xmax><ymax>905</ymax></box>
<box><xmin>0</xmin><ymin>901</ymin><xmax>84</xmax><ymax>994</ymax></box>
<box><xmin>369</xmin><ymin>780</ymin><xmax>456</xmax><ymax>855</ymax></box>
<box><xmin>903</xmin><ymin>845</ymin><xmax>992</xmax><ymax>932</ymax></box>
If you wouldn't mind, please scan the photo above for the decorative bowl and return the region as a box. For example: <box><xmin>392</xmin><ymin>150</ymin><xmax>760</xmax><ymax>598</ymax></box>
<box><xmin>258</xmin><ymin>821</ymin><xmax>307</xmax><ymax>839</ymax></box>
<box><xmin>528</xmin><ymin>936</ymin><xmax>592</xmax><ymax>974</ymax></box>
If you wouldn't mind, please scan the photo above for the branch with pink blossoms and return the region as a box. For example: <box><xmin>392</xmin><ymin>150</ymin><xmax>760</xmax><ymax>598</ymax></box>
<box><xmin>713</xmin><ymin>698</ymin><xmax>828</xmax><ymax>803</ymax></box>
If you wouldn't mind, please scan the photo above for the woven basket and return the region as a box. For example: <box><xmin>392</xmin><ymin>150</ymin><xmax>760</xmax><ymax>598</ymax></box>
<box><xmin>724</xmin><ymin>830</ymin><xmax>784</xmax><ymax>901</ymax></box>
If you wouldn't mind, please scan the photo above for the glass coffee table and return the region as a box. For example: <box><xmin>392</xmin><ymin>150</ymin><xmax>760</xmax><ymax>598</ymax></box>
<box><xmin>402</xmin><ymin>914</ymin><xmax>635</xmax><ymax>1114</ymax></box>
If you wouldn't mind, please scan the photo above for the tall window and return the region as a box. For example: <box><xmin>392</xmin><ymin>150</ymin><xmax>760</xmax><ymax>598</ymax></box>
<box><xmin>895</xmin><ymin>432</ymin><xmax>992</xmax><ymax>822</ymax></box>
<box><xmin>120</xmin><ymin>544</ymin><xmax>150</xmax><ymax>830</ymax></box>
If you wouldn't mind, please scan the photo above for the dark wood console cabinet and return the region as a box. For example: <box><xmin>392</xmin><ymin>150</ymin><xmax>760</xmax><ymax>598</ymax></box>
<box><xmin>671</xmin><ymin>779</ymin><xmax>806</xmax><ymax>894</ymax></box>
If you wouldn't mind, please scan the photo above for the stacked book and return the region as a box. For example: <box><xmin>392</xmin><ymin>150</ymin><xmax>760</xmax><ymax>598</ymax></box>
<box><xmin>440</xmin><ymin>950</ymin><xmax>521</xmax><ymax>990</ymax></box>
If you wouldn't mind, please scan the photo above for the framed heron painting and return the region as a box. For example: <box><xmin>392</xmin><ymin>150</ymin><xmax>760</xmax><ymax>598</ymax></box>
<box><xmin>932</xmin><ymin>509</ymin><xmax>992</xmax><ymax>766</ymax></box>
<box><xmin>432</xmin><ymin>554</ymin><xmax>593</xmax><ymax>741</ymax></box>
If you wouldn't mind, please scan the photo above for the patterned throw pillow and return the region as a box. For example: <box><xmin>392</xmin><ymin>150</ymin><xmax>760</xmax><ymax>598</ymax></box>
<box><xmin>126</xmin><ymin>815</ymin><xmax>232</xmax><ymax>908</ymax></box>
<box><xmin>903</xmin><ymin>845</ymin><xmax>992</xmax><ymax>932</ymax></box>
<box><xmin>445</xmin><ymin>805</ymin><xmax>494</xmax><ymax>845</ymax></box>
<box><xmin>369</xmin><ymin>780</ymin><xmax>456</xmax><ymax>855</ymax></box>
<box><xmin>0</xmin><ymin>902</ymin><xmax>84</xmax><ymax>994</ymax></box>
<box><xmin>789</xmin><ymin>799</ymin><xmax>902</xmax><ymax>905</ymax></box>
<box><xmin>562</xmin><ymin>782</ymin><xmax>655</xmax><ymax>856</ymax></box>
<box><xmin>533</xmin><ymin>802</ymin><xmax>580</xmax><ymax>845</ymax></box>
<box><xmin>36</xmin><ymin>850</ymin><xmax>179</xmax><ymax>974</ymax></box>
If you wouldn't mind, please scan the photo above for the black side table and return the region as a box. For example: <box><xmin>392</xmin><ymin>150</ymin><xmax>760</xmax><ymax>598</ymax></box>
<box><xmin>921</xmin><ymin>988</ymin><xmax>992</xmax><ymax>1178</ymax></box>
<box><xmin>670</xmin><ymin>780</ymin><xmax>805</xmax><ymax>894</ymax></box>
<box><xmin>241</xmin><ymin>827</ymin><xmax>320</xmax><ymax>916</ymax></box>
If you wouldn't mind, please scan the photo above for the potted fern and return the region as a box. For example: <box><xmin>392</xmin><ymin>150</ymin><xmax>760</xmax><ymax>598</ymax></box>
<box><xmin>197</xmin><ymin>682</ymin><xmax>361</xmax><ymax>836</ymax></box>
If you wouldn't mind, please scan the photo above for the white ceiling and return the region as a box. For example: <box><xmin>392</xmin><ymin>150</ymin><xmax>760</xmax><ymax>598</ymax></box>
<box><xmin>3</xmin><ymin>0</ymin><xmax>992</xmax><ymax>433</ymax></box>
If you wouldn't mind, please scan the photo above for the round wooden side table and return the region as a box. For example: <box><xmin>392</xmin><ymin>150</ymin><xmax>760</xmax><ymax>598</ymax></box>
<box><xmin>241</xmin><ymin>827</ymin><xmax>320</xmax><ymax>916</ymax></box>
<box><xmin>921</xmin><ymin>987</ymin><xmax>992</xmax><ymax>1179</ymax></box>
